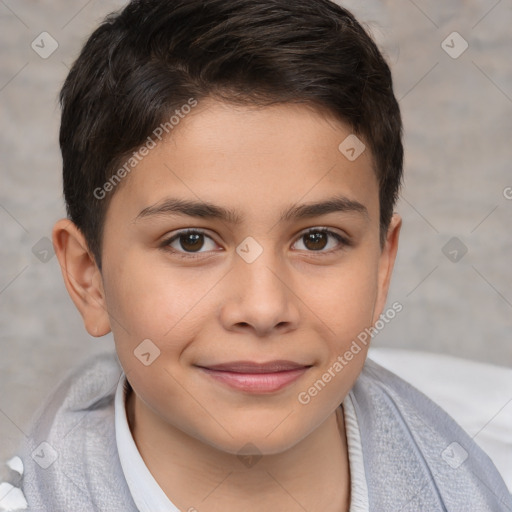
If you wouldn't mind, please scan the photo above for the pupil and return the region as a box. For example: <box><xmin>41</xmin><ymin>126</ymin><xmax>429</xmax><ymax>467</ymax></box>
<box><xmin>304</xmin><ymin>232</ymin><xmax>327</xmax><ymax>250</ymax></box>
<box><xmin>181</xmin><ymin>233</ymin><xmax>204</xmax><ymax>252</ymax></box>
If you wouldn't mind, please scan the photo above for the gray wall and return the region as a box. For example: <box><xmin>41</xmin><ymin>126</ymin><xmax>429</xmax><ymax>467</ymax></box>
<box><xmin>1</xmin><ymin>1</ymin><xmax>511</xmax><ymax>462</ymax></box>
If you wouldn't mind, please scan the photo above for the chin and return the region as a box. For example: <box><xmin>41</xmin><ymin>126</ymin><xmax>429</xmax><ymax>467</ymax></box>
<box><xmin>210</xmin><ymin>435</ymin><xmax>300</xmax><ymax>458</ymax></box>
<box><xmin>199</xmin><ymin>419</ymin><xmax>310</xmax><ymax>458</ymax></box>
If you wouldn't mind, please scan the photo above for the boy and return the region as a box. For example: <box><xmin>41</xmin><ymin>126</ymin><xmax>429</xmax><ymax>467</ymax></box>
<box><xmin>2</xmin><ymin>0</ymin><xmax>511</xmax><ymax>510</ymax></box>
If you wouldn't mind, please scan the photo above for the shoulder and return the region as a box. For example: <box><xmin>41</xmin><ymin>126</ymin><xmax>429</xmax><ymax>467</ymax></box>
<box><xmin>1</xmin><ymin>351</ymin><xmax>137</xmax><ymax>512</ymax></box>
<box><xmin>348</xmin><ymin>357</ymin><xmax>512</xmax><ymax>510</ymax></box>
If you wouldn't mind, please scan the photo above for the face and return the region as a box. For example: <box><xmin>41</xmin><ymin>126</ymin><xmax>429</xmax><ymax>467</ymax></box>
<box><xmin>97</xmin><ymin>98</ymin><xmax>400</xmax><ymax>455</ymax></box>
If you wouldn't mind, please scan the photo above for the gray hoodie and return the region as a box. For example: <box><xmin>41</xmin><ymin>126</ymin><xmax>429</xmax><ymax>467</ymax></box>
<box><xmin>4</xmin><ymin>352</ymin><xmax>512</xmax><ymax>511</ymax></box>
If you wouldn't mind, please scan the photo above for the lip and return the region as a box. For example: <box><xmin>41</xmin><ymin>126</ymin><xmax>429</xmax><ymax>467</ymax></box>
<box><xmin>196</xmin><ymin>360</ymin><xmax>311</xmax><ymax>393</ymax></box>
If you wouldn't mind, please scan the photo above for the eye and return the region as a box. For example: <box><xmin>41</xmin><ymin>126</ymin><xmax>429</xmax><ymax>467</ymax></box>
<box><xmin>163</xmin><ymin>229</ymin><xmax>219</xmax><ymax>254</ymax></box>
<box><xmin>291</xmin><ymin>228</ymin><xmax>349</xmax><ymax>253</ymax></box>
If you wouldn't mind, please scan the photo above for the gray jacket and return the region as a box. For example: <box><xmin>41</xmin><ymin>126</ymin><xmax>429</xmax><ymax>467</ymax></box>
<box><xmin>6</xmin><ymin>352</ymin><xmax>512</xmax><ymax>511</ymax></box>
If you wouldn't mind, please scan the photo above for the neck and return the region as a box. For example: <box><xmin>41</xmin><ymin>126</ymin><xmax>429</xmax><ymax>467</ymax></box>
<box><xmin>127</xmin><ymin>387</ymin><xmax>351</xmax><ymax>512</ymax></box>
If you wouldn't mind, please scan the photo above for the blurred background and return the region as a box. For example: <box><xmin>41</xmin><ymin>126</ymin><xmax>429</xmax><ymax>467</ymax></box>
<box><xmin>1</xmin><ymin>0</ymin><xmax>511</xmax><ymax>464</ymax></box>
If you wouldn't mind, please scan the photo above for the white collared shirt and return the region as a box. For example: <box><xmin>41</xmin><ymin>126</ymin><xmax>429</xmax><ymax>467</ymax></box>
<box><xmin>114</xmin><ymin>373</ymin><xmax>369</xmax><ymax>512</ymax></box>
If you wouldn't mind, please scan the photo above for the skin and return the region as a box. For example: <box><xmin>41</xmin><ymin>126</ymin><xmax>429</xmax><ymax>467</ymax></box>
<box><xmin>53</xmin><ymin>98</ymin><xmax>401</xmax><ymax>512</ymax></box>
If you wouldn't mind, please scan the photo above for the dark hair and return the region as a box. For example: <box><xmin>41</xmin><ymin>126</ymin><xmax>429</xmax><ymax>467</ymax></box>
<box><xmin>60</xmin><ymin>0</ymin><xmax>403</xmax><ymax>266</ymax></box>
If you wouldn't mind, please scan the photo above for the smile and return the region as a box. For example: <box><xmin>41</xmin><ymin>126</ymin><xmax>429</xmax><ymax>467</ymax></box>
<box><xmin>196</xmin><ymin>360</ymin><xmax>312</xmax><ymax>393</ymax></box>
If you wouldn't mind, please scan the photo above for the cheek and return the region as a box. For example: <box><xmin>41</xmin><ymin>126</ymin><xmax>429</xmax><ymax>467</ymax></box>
<box><xmin>102</xmin><ymin>251</ymin><xmax>218</xmax><ymax>360</ymax></box>
<box><xmin>107</xmin><ymin>250</ymin><xmax>199</xmax><ymax>319</ymax></box>
<box><xmin>304</xmin><ymin>254</ymin><xmax>380</xmax><ymax>343</ymax></box>
<box><xmin>293</xmin><ymin>260</ymin><xmax>379</xmax><ymax>412</ymax></box>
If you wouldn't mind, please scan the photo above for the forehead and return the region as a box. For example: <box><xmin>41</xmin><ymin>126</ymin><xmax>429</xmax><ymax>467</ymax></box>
<box><xmin>106</xmin><ymin>98</ymin><xmax>379</xmax><ymax>225</ymax></box>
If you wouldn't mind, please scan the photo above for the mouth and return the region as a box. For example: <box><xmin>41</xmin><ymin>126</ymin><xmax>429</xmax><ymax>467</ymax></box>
<box><xmin>195</xmin><ymin>360</ymin><xmax>312</xmax><ymax>393</ymax></box>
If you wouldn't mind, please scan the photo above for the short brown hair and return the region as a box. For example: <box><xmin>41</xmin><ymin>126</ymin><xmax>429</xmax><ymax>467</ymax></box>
<box><xmin>59</xmin><ymin>0</ymin><xmax>403</xmax><ymax>266</ymax></box>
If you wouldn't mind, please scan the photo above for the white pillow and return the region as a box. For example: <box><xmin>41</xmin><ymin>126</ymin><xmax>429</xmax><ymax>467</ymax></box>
<box><xmin>368</xmin><ymin>347</ymin><xmax>512</xmax><ymax>493</ymax></box>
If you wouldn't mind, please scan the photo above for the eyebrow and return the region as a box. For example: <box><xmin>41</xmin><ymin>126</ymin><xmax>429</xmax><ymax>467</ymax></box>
<box><xmin>135</xmin><ymin>195</ymin><xmax>369</xmax><ymax>224</ymax></box>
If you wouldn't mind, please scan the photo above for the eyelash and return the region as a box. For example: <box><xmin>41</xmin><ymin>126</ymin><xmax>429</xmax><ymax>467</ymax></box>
<box><xmin>160</xmin><ymin>227</ymin><xmax>351</xmax><ymax>259</ymax></box>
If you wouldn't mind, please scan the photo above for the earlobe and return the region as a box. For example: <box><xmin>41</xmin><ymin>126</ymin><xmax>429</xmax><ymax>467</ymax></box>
<box><xmin>373</xmin><ymin>213</ymin><xmax>402</xmax><ymax>324</ymax></box>
<box><xmin>52</xmin><ymin>219</ymin><xmax>111</xmax><ymax>337</ymax></box>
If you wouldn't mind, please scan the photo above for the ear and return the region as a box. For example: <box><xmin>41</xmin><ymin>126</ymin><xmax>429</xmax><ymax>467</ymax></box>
<box><xmin>372</xmin><ymin>213</ymin><xmax>402</xmax><ymax>324</ymax></box>
<box><xmin>52</xmin><ymin>218</ymin><xmax>111</xmax><ymax>337</ymax></box>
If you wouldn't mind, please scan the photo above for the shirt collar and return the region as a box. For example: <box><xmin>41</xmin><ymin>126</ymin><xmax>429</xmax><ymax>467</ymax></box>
<box><xmin>114</xmin><ymin>372</ymin><xmax>369</xmax><ymax>512</ymax></box>
<box><xmin>114</xmin><ymin>373</ymin><xmax>181</xmax><ymax>512</ymax></box>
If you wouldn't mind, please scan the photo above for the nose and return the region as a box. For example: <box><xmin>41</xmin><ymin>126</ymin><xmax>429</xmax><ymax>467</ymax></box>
<box><xmin>219</xmin><ymin>251</ymin><xmax>301</xmax><ymax>338</ymax></box>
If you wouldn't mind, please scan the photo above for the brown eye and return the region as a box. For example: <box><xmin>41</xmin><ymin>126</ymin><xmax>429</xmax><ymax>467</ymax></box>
<box><xmin>292</xmin><ymin>228</ymin><xmax>348</xmax><ymax>253</ymax></box>
<box><xmin>303</xmin><ymin>231</ymin><xmax>328</xmax><ymax>251</ymax></box>
<box><xmin>165</xmin><ymin>230</ymin><xmax>218</xmax><ymax>254</ymax></box>
<box><xmin>179</xmin><ymin>232</ymin><xmax>204</xmax><ymax>252</ymax></box>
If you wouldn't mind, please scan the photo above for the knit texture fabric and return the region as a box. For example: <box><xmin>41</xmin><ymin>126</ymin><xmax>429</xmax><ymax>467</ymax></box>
<box><xmin>6</xmin><ymin>352</ymin><xmax>512</xmax><ymax>511</ymax></box>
